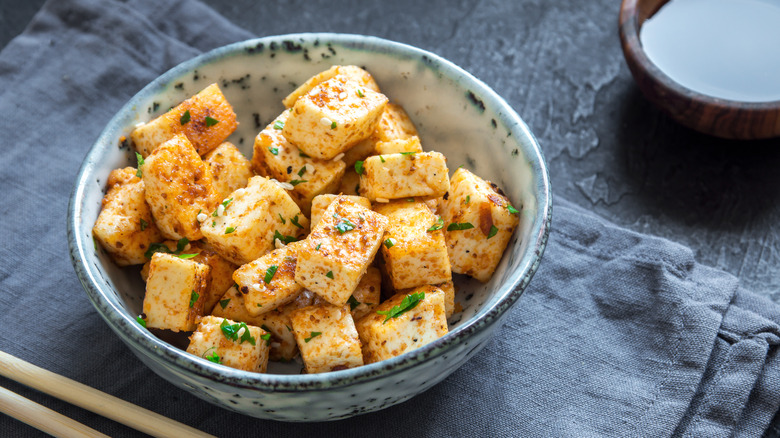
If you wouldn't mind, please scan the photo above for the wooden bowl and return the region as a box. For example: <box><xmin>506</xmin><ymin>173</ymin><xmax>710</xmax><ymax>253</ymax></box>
<box><xmin>619</xmin><ymin>0</ymin><xmax>780</xmax><ymax>139</ymax></box>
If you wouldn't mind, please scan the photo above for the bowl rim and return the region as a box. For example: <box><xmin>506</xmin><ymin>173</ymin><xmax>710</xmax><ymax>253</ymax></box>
<box><xmin>68</xmin><ymin>32</ymin><xmax>552</xmax><ymax>392</ymax></box>
<box><xmin>618</xmin><ymin>0</ymin><xmax>780</xmax><ymax>139</ymax></box>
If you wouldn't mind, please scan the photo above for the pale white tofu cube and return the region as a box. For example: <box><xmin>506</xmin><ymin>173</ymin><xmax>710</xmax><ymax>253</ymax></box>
<box><xmin>186</xmin><ymin>315</ymin><xmax>270</xmax><ymax>372</ymax></box>
<box><xmin>141</xmin><ymin>134</ymin><xmax>220</xmax><ymax>241</ymax></box>
<box><xmin>283</xmin><ymin>65</ymin><xmax>381</xmax><ymax>108</ymax></box>
<box><xmin>92</xmin><ymin>167</ymin><xmax>163</xmax><ymax>266</ymax></box>
<box><xmin>338</xmin><ymin>168</ymin><xmax>362</xmax><ymax>196</ymax></box>
<box><xmin>290</xmin><ymin>304</ymin><xmax>363</xmax><ymax>373</ymax></box>
<box><xmin>200</xmin><ymin>176</ymin><xmax>309</xmax><ymax>265</ymax></box>
<box><xmin>310</xmin><ymin>194</ymin><xmax>371</xmax><ymax>228</ymax></box>
<box><xmin>373</xmin><ymin>103</ymin><xmax>418</xmax><ymax>142</ymax></box>
<box><xmin>373</xmin><ymin>136</ymin><xmax>423</xmax><ymax>155</ymax></box>
<box><xmin>142</xmin><ymin>252</ymin><xmax>210</xmax><ymax>332</ymax></box>
<box><xmin>204</xmin><ymin>142</ymin><xmax>253</xmax><ymax>201</ymax></box>
<box><xmin>349</xmin><ymin>266</ymin><xmax>381</xmax><ymax>321</ymax></box>
<box><xmin>232</xmin><ymin>241</ymin><xmax>304</xmax><ymax>316</ymax></box>
<box><xmin>283</xmin><ymin>77</ymin><xmax>388</xmax><ymax>160</ymax></box>
<box><xmin>440</xmin><ymin>168</ymin><xmax>520</xmax><ymax>282</ymax></box>
<box><xmin>294</xmin><ymin>196</ymin><xmax>388</xmax><ymax>306</ymax></box>
<box><xmin>356</xmin><ymin>287</ymin><xmax>448</xmax><ymax>364</ymax></box>
<box><xmin>359</xmin><ymin>152</ymin><xmax>449</xmax><ymax>201</ymax></box>
<box><xmin>131</xmin><ymin>83</ymin><xmax>238</xmax><ymax>157</ymax></box>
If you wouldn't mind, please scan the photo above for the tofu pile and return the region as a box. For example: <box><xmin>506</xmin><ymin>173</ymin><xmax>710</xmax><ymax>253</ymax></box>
<box><xmin>92</xmin><ymin>65</ymin><xmax>521</xmax><ymax>374</ymax></box>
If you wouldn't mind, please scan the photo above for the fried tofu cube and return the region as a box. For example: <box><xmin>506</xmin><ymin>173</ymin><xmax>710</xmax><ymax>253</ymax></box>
<box><xmin>341</xmin><ymin>137</ymin><xmax>376</xmax><ymax>167</ymax></box>
<box><xmin>283</xmin><ymin>77</ymin><xmax>388</xmax><ymax>160</ymax></box>
<box><xmin>142</xmin><ymin>252</ymin><xmax>210</xmax><ymax>332</ymax></box>
<box><xmin>440</xmin><ymin>168</ymin><xmax>520</xmax><ymax>282</ymax></box>
<box><xmin>232</xmin><ymin>241</ymin><xmax>304</xmax><ymax>316</ymax></box>
<box><xmin>92</xmin><ymin>167</ymin><xmax>163</xmax><ymax>266</ymax></box>
<box><xmin>373</xmin><ymin>103</ymin><xmax>418</xmax><ymax>142</ymax></box>
<box><xmin>141</xmin><ymin>134</ymin><xmax>220</xmax><ymax>241</ymax></box>
<box><xmin>283</xmin><ymin>65</ymin><xmax>381</xmax><ymax>108</ymax></box>
<box><xmin>356</xmin><ymin>287</ymin><xmax>448</xmax><ymax>364</ymax></box>
<box><xmin>295</xmin><ymin>196</ymin><xmax>388</xmax><ymax>306</ymax></box>
<box><xmin>374</xmin><ymin>136</ymin><xmax>423</xmax><ymax>155</ymax></box>
<box><xmin>398</xmin><ymin>281</ymin><xmax>456</xmax><ymax>319</ymax></box>
<box><xmin>186</xmin><ymin>315</ymin><xmax>270</xmax><ymax>372</ymax></box>
<box><xmin>349</xmin><ymin>266</ymin><xmax>381</xmax><ymax>321</ymax></box>
<box><xmin>252</xmin><ymin>110</ymin><xmax>346</xmax><ymax>215</ymax></box>
<box><xmin>360</xmin><ymin>152</ymin><xmax>449</xmax><ymax>201</ymax></box>
<box><xmin>131</xmin><ymin>83</ymin><xmax>238</xmax><ymax>157</ymax></box>
<box><xmin>310</xmin><ymin>194</ymin><xmax>371</xmax><ymax>228</ymax></box>
<box><xmin>373</xmin><ymin>200</ymin><xmax>451</xmax><ymax>290</ymax></box>
<box><xmin>200</xmin><ymin>176</ymin><xmax>309</xmax><ymax>265</ymax></box>
<box><xmin>204</xmin><ymin>142</ymin><xmax>253</xmax><ymax>201</ymax></box>
<box><xmin>290</xmin><ymin>304</ymin><xmax>363</xmax><ymax>373</ymax></box>
<box><xmin>338</xmin><ymin>168</ymin><xmax>362</xmax><ymax>196</ymax></box>
<box><xmin>187</xmin><ymin>241</ymin><xmax>237</xmax><ymax>314</ymax></box>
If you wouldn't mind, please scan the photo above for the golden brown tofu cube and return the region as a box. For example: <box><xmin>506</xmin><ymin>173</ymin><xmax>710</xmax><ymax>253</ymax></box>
<box><xmin>356</xmin><ymin>287</ymin><xmax>448</xmax><ymax>364</ymax></box>
<box><xmin>204</xmin><ymin>142</ymin><xmax>253</xmax><ymax>201</ymax></box>
<box><xmin>283</xmin><ymin>77</ymin><xmax>388</xmax><ymax>160</ymax></box>
<box><xmin>349</xmin><ymin>266</ymin><xmax>381</xmax><ymax>321</ymax></box>
<box><xmin>290</xmin><ymin>304</ymin><xmax>363</xmax><ymax>373</ymax></box>
<box><xmin>232</xmin><ymin>241</ymin><xmax>304</xmax><ymax>316</ymax></box>
<box><xmin>294</xmin><ymin>196</ymin><xmax>388</xmax><ymax>306</ymax></box>
<box><xmin>141</xmin><ymin>134</ymin><xmax>220</xmax><ymax>241</ymax></box>
<box><xmin>338</xmin><ymin>168</ymin><xmax>362</xmax><ymax>196</ymax></box>
<box><xmin>186</xmin><ymin>315</ymin><xmax>270</xmax><ymax>372</ymax></box>
<box><xmin>200</xmin><ymin>176</ymin><xmax>309</xmax><ymax>265</ymax></box>
<box><xmin>440</xmin><ymin>168</ymin><xmax>520</xmax><ymax>282</ymax></box>
<box><xmin>92</xmin><ymin>167</ymin><xmax>163</xmax><ymax>266</ymax></box>
<box><xmin>360</xmin><ymin>152</ymin><xmax>449</xmax><ymax>201</ymax></box>
<box><xmin>310</xmin><ymin>194</ymin><xmax>371</xmax><ymax>228</ymax></box>
<box><xmin>373</xmin><ymin>103</ymin><xmax>418</xmax><ymax>142</ymax></box>
<box><xmin>142</xmin><ymin>252</ymin><xmax>210</xmax><ymax>332</ymax></box>
<box><xmin>373</xmin><ymin>200</ymin><xmax>451</xmax><ymax>290</ymax></box>
<box><xmin>283</xmin><ymin>65</ymin><xmax>381</xmax><ymax>108</ymax></box>
<box><xmin>373</xmin><ymin>136</ymin><xmax>423</xmax><ymax>155</ymax></box>
<box><xmin>131</xmin><ymin>83</ymin><xmax>238</xmax><ymax>157</ymax></box>
<box><xmin>252</xmin><ymin>110</ymin><xmax>346</xmax><ymax>215</ymax></box>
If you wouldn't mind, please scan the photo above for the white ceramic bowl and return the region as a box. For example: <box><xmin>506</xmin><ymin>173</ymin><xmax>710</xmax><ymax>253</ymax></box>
<box><xmin>68</xmin><ymin>33</ymin><xmax>551</xmax><ymax>421</ymax></box>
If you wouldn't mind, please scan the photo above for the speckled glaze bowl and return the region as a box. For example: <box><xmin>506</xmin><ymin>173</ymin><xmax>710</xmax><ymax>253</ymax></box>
<box><xmin>68</xmin><ymin>33</ymin><xmax>551</xmax><ymax>421</ymax></box>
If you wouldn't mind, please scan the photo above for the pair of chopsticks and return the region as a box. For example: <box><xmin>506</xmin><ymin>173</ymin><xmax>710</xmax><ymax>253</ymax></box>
<box><xmin>0</xmin><ymin>350</ymin><xmax>215</xmax><ymax>437</ymax></box>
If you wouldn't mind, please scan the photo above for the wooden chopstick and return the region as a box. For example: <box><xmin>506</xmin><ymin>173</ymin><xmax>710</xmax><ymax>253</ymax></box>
<box><xmin>0</xmin><ymin>350</ymin><xmax>216</xmax><ymax>438</ymax></box>
<box><xmin>0</xmin><ymin>385</ymin><xmax>109</xmax><ymax>438</ymax></box>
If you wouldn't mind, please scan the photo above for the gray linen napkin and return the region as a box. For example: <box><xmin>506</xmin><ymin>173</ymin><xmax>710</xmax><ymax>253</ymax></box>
<box><xmin>0</xmin><ymin>0</ymin><xmax>778</xmax><ymax>436</ymax></box>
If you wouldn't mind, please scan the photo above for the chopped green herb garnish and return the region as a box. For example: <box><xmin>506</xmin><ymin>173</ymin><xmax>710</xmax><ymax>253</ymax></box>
<box><xmin>447</xmin><ymin>222</ymin><xmax>475</xmax><ymax>231</ymax></box>
<box><xmin>143</xmin><ymin>237</ymin><xmax>189</xmax><ymax>259</ymax></box>
<box><xmin>176</xmin><ymin>253</ymin><xmax>199</xmax><ymax>259</ymax></box>
<box><xmin>273</xmin><ymin>230</ymin><xmax>297</xmax><ymax>244</ymax></box>
<box><xmin>176</xmin><ymin>238</ymin><xmax>189</xmax><ymax>252</ymax></box>
<box><xmin>203</xmin><ymin>348</ymin><xmax>221</xmax><ymax>364</ymax></box>
<box><xmin>140</xmin><ymin>219</ymin><xmax>148</xmax><ymax>231</ymax></box>
<box><xmin>356</xmin><ymin>88</ymin><xmax>365</xmax><ymax>97</ymax></box>
<box><xmin>205</xmin><ymin>116</ymin><xmax>219</xmax><ymax>126</ymax></box>
<box><xmin>189</xmin><ymin>290</ymin><xmax>199</xmax><ymax>308</ymax></box>
<box><xmin>507</xmin><ymin>204</ymin><xmax>519</xmax><ymax>214</ymax></box>
<box><xmin>220</xmin><ymin>319</ymin><xmax>256</xmax><ymax>345</ymax></box>
<box><xmin>384</xmin><ymin>238</ymin><xmax>395</xmax><ymax>249</ymax></box>
<box><xmin>347</xmin><ymin>296</ymin><xmax>361</xmax><ymax>311</ymax></box>
<box><xmin>289</xmin><ymin>179</ymin><xmax>308</xmax><ymax>186</ymax></box>
<box><xmin>136</xmin><ymin>316</ymin><xmax>146</xmax><ymax>328</ymax></box>
<box><xmin>298</xmin><ymin>166</ymin><xmax>306</xmax><ymax>177</ymax></box>
<box><xmin>286</xmin><ymin>325</ymin><xmax>293</xmax><ymax>332</ymax></box>
<box><xmin>299</xmin><ymin>152</ymin><xmax>310</xmax><ymax>158</ymax></box>
<box><xmin>326</xmin><ymin>271</ymin><xmax>334</xmax><ymax>279</ymax></box>
<box><xmin>278</xmin><ymin>214</ymin><xmax>286</xmax><ymax>224</ymax></box>
<box><xmin>427</xmin><ymin>217</ymin><xmax>444</xmax><ymax>232</ymax></box>
<box><xmin>273</xmin><ymin>120</ymin><xmax>285</xmax><ymax>130</ymax></box>
<box><xmin>260</xmin><ymin>332</ymin><xmax>272</xmax><ymax>346</ymax></box>
<box><xmin>354</xmin><ymin>161</ymin><xmax>364</xmax><ymax>175</ymax></box>
<box><xmin>180</xmin><ymin>110</ymin><xmax>191</xmax><ymax>125</ymax></box>
<box><xmin>264</xmin><ymin>265</ymin><xmax>278</xmax><ymax>284</ymax></box>
<box><xmin>407</xmin><ymin>198</ymin><xmax>415</xmax><ymax>202</ymax></box>
<box><xmin>487</xmin><ymin>225</ymin><xmax>498</xmax><ymax>239</ymax></box>
<box><xmin>379</xmin><ymin>155</ymin><xmax>386</xmax><ymax>163</ymax></box>
<box><xmin>219</xmin><ymin>298</ymin><xmax>231</xmax><ymax>309</ymax></box>
<box><xmin>400</xmin><ymin>151</ymin><xmax>416</xmax><ymax>155</ymax></box>
<box><xmin>135</xmin><ymin>152</ymin><xmax>144</xmax><ymax>177</ymax></box>
<box><xmin>304</xmin><ymin>331</ymin><xmax>322</xmax><ymax>343</ymax></box>
<box><xmin>334</xmin><ymin>217</ymin><xmax>356</xmax><ymax>234</ymax></box>
<box><xmin>315</xmin><ymin>243</ymin><xmax>322</xmax><ymax>251</ymax></box>
<box><xmin>221</xmin><ymin>198</ymin><xmax>233</xmax><ymax>209</ymax></box>
<box><xmin>330</xmin><ymin>121</ymin><xmax>337</xmax><ymax>129</ymax></box>
<box><xmin>290</xmin><ymin>215</ymin><xmax>303</xmax><ymax>229</ymax></box>
<box><xmin>225</xmin><ymin>226</ymin><xmax>236</xmax><ymax>234</ymax></box>
<box><xmin>269</xmin><ymin>146</ymin><xmax>279</xmax><ymax>155</ymax></box>
<box><xmin>212</xmin><ymin>220</ymin><xmax>216</xmax><ymax>227</ymax></box>
<box><xmin>377</xmin><ymin>292</ymin><xmax>425</xmax><ymax>324</ymax></box>
<box><xmin>465</xmin><ymin>195</ymin><xmax>470</xmax><ymax>204</ymax></box>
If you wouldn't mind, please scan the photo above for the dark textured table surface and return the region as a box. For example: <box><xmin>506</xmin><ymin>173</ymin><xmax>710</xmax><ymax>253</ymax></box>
<box><xmin>4</xmin><ymin>0</ymin><xmax>779</xmax><ymax>304</ymax></box>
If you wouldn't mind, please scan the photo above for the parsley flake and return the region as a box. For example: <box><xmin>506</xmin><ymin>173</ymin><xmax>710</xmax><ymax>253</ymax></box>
<box><xmin>326</xmin><ymin>271</ymin><xmax>334</xmax><ymax>279</ymax></box>
<box><xmin>136</xmin><ymin>316</ymin><xmax>147</xmax><ymax>328</ymax></box>
<box><xmin>176</xmin><ymin>253</ymin><xmax>199</xmax><ymax>259</ymax></box>
<box><xmin>377</xmin><ymin>292</ymin><xmax>425</xmax><ymax>324</ymax></box>
<box><xmin>289</xmin><ymin>179</ymin><xmax>307</xmax><ymax>186</ymax></box>
<box><xmin>299</xmin><ymin>152</ymin><xmax>310</xmax><ymax>158</ymax></box>
<box><xmin>278</xmin><ymin>214</ymin><xmax>286</xmax><ymax>224</ymax></box>
<box><xmin>273</xmin><ymin>120</ymin><xmax>285</xmax><ymax>130</ymax></box>
<box><xmin>447</xmin><ymin>222</ymin><xmax>475</xmax><ymax>231</ymax></box>
<box><xmin>487</xmin><ymin>225</ymin><xmax>499</xmax><ymax>239</ymax></box>
<box><xmin>356</xmin><ymin>88</ymin><xmax>365</xmax><ymax>97</ymax></box>
<box><xmin>400</xmin><ymin>151</ymin><xmax>416</xmax><ymax>156</ymax></box>
<box><xmin>384</xmin><ymin>238</ymin><xmax>395</xmax><ymax>249</ymax></box>
<box><xmin>315</xmin><ymin>243</ymin><xmax>322</xmax><ymax>251</ymax></box>
<box><xmin>205</xmin><ymin>116</ymin><xmax>219</xmax><ymax>126</ymax></box>
<box><xmin>189</xmin><ymin>290</ymin><xmax>199</xmax><ymax>308</ymax></box>
<box><xmin>297</xmin><ymin>166</ymin><xmax>306</xmax><ymax>177</ymax></box>
<box><xmin>180</xmin><ymin>110</ymin><xmax>191</xmax><ymax>125</ymax></box>
<box><xmin>330</xmin><ymin>121</ymin><xmax>337</xmax><ymax>129</ymax></box>
<box><xmin>304</xmin><ymin>331</ymin><xmax>322</xmax><ymax>343</ymax></box>
<box><xmin>274</xmin><ymin>230</ymin><xmax>297</xmax><ymax>244</ymax></box>
<box><xmin>334</xmin><ymin>217</ymin><xmax>356</xmax><ymax>234</ymax></box>
<box><xmin>347</xmin><ymin>296</ymin><xmax>361</xmax><ymax>311</ymax></box>
<box><xmin>225</xmin><ymin>226</ymin><xmax>236</xmax><ymax>234</ymax></box>
<box><xmin>135</xmin><ymin>152</ymin><xmax>144</xmax><ymax>177</ymax></box>
<box><xmin>507</xmin><ymin>204</ymin><xmax>520</xmax><ymax>214</ymax></box>
<box><xmin>354</xmin><ymin>160</ymin><xmax>364</xmax><ymax>175</ymax></box>
<box><xmin>379</xmin><ymin>155</ymin><xmax>386</xmax><ymax>163</ymax></box>
<box><xmin>220</xmin><ymin>319</ymin><xmax>256</xmax><ymax>345</ymax></box>
<box><xmin>219</xmin><ymin>298</ymin><xmax>231</xmax><ymax>309</ymax></box>
<box><xmin>465</xmin><ymin>195</ymin><xmax>470</xmax><ymax>204</ymax></box>
<box><xmin>260</xmin><ymin>332</ymin><xmax>272</xmax><ymax>346</ymax></box>
<box><xmin>290</xmin><ymin>215</ymin><xmax>303</xmax><ymax>229</ymax></box>
<box><xmin>427</xmin><ymin>217</ymin><xmax>444</xmax><ymax>232</ymax></box>
<box><xmin>269</xmin><ymin>146</ymin><xmax>279</xmax><ymax>155</ymax></box>
<box><xmin>264</xmin><ymin>265</ymin><xmax>278</xmax><ymax>284</ymax></box>
<box><xmin>203</xmin><ymin>348</ymin><xmax>221</xmax><ymax>364</ymax></box>
<box><xmin>140</xmin><ymin>218</ymin><xmax>148</xmax><ymax>231</ymax></box>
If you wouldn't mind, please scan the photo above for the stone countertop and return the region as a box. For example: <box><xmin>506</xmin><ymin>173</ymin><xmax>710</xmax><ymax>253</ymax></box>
<box><xmin>3</xmin><ymin>0</ymin><xmax>778</xmax><ymax>303</ymax></box>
